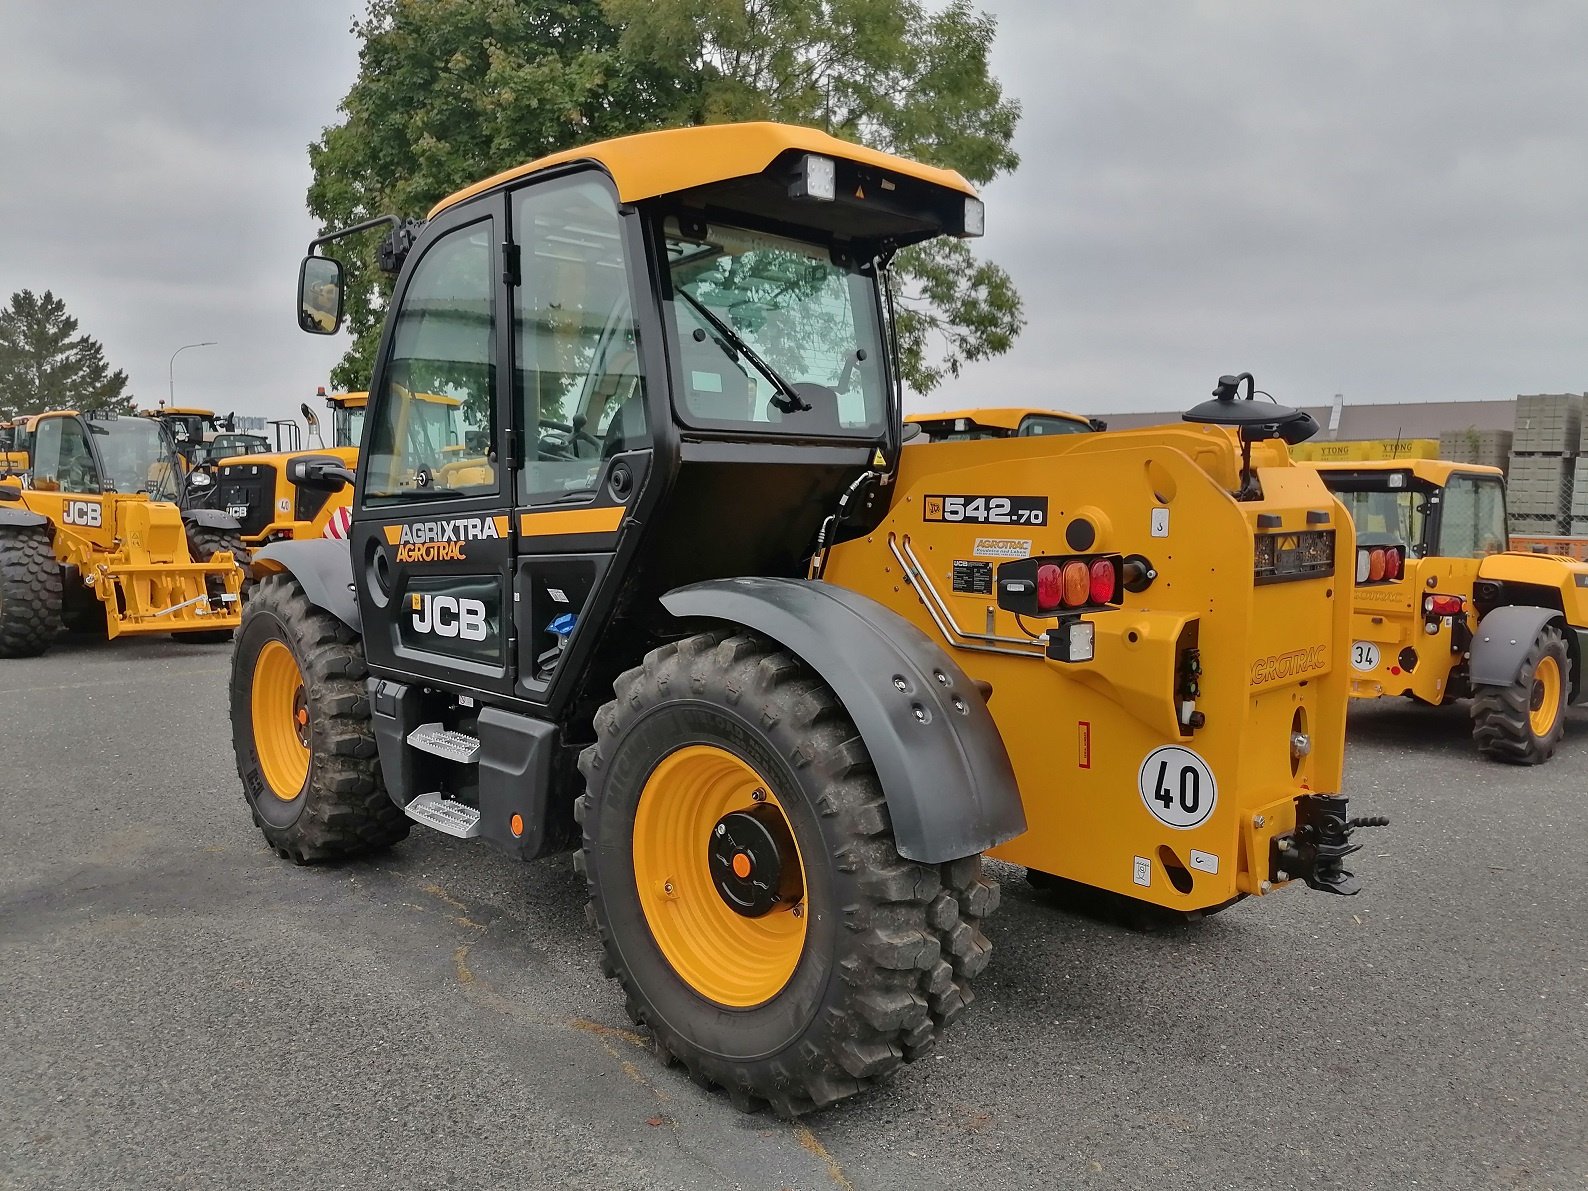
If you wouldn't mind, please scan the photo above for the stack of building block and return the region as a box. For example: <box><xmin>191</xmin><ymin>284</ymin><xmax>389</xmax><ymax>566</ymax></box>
<box><xmin>1508</xmin><ymin>393</ymin><xmax>1583</xmax><ymax>535</ymax></box>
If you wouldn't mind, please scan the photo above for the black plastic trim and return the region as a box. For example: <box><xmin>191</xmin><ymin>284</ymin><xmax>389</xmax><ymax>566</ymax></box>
<box><xmin>253</xmin><ymin>539</ymin><xmax>361</xmax><ymax>631</ymax></box>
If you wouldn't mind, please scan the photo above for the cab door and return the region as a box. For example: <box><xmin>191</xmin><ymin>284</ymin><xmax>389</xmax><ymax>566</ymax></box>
<box><xmin>24</xmin><ymin>414</ymin><xmax>114</xmax><ymax>549</ymax></box>
<box><xmin>348</xmin><ymin>197</ymin><xmax>518</xmax><ymax>696</ymax></box>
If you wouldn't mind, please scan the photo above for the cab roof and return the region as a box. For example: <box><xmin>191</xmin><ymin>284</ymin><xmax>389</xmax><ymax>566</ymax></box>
<box><xmin>907</xmin><ymin>407</ymin><xmax>1091</xmax><ymax>431</ymax></box>
<box><xmin>1309</xmin><ymin>458</ymin><xmax>1504</xmax><ymax>485</ymax></box>
<box><xmin>430</xmin><ymin>121</ymin><xmax>975</xmax><ymax>219</ymax></box>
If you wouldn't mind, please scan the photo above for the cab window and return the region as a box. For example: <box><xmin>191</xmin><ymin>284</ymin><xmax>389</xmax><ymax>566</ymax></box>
<box><xmin>1018</xmin><ymin>415</ymin><xmax>1091</xmax><ymax>437</ymax></box>
<box><xmin>661</xmin><ymin>218</ymin><xmax>886</xmax><ymax>438</ymax></box>
<box><xmin>365</xmin><ymin>222</ymin><xmax>498</xmax><ymax>503</ymax></box>
<box><xmin>1438</xmin><ymin>475</ymin><xmax>1508</xmax><ymax>558</ymax></box>
<box><xmin>514</xmin><ymin>176</ymin><xmax>648</xmax><ymax>501</ymax></box>
<box><xmin>1338</xmin><ymin>489</ymin><xmax>1427</xmax><ymax>555</ymax></box>
<box><xmin>29</xmin><ymin>417</ymin><xmax>101</xmax><ymax>494</ymax></box>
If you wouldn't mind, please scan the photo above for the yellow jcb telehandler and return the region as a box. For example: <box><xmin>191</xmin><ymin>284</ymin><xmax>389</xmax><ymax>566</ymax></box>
<box><xmin>232</xmin><ymin>124</ymin><xmax>1380</xmax><ymax>1115</ymax></box>
<box><xmin>0</xmin><ymin>411</ymin><xmax>245</xmax><ymax>656</ymax></box>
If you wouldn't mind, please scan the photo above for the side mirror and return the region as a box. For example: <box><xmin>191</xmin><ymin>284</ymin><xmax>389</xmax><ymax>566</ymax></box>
<box><xmin>0</xmin><ymin>482</ymin><xmax>20</xmax><ymax>501</ymax></box>
<box><xmin>298</xmin><ymin>256</ymin><xmax>345</xmax><ymax>335</ymax></box>
<box><xmin>287</xmin><ymin>455</ymin><xmax>355</xmax><ymax>492</ymax></box>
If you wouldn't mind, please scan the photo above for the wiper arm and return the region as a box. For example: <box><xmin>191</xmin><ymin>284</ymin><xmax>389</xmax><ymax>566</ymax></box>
<box><xmin>675</xmin><ymin>288</ymin><xmax>810</xmax><ymax>414</ymax></box>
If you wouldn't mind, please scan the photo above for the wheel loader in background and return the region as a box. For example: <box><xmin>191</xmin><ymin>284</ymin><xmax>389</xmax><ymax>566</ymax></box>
<box><xmin>0</xmin><ymin>411</ymin><xmax>245</xmax><ymax>655</ymax></box>
<box><xmin>1312</xmin><ymin>457</ymin><xmax>1588</xmax><ymax>763</ymax></box>
<box><xmin>232</xmin><ymin>122</ymin><xmax>1378</xmax><ymax>1117</ymax></box>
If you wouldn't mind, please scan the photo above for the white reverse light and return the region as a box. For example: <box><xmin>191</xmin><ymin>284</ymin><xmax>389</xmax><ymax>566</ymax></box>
<box><xmin>791</xmin><ymin>154</ymin><xmax>836</xmax><ymax>202</ymax></box>
<box><xmin>962</xmin><ymin>196</ymin><xmax>986</xmax><ymax>237</ymax></box>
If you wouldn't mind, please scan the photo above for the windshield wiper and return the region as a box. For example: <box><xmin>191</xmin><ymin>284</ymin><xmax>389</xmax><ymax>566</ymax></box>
<box><xmin>674</xmin><ymin>288</ymin><xmax>810</xmax><ymax>414</ymax></box>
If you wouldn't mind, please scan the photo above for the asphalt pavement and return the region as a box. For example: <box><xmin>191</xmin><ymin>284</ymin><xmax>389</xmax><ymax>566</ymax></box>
<box><xmin>2</xmin><ymin>636</ymin><xmax>1584</xmax><ymax>1190</ymax></box>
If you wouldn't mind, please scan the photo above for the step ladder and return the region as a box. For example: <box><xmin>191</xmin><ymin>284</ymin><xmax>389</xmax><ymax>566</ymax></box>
<box><xmin>403</xmin><ymin>791</ymin><xmax>482</xmax><ymax>839</ymax></box>
<box><xmin>406</xmin><ymin>723</ymin><xmax>481</xmax><ymax>764</ymax></box>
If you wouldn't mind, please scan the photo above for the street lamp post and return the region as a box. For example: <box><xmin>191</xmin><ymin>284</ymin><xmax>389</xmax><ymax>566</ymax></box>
<box><xmin>168</xmin><ymin>341</ymin><xmax>217</xmax><ymax>406</ymax></box>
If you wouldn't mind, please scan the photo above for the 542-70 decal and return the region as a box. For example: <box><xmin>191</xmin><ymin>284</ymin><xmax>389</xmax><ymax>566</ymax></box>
<box><xmin>923</xmin><ymin>494</ymin><xmax>1047</xmax><ymax>526</ymax></box>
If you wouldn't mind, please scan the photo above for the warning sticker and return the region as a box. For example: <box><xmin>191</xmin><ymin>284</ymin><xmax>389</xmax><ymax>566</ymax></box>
<box><xmin>973</xmin><ymin>537</ymin><xmax>1031</xmax><ymax>559</ymax></box>
<box><xmin>1132</xmin><ymin>856</ymin><xmax>1151</xmax><ymax>887</ymax></box>
<box><xmin>1189</xmin><ymin>849</ymin><xmax>1219</xmax><ymax>875</ymax></box>
<box><xmin>1078</xmin><ymin>721</ymin><xmax>1092</xmax><ymax>769</ymax></box>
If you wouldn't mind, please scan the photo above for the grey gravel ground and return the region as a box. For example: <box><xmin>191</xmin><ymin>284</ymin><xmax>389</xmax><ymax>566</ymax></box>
<box><xmin>2</xmin><ymin>636</ymin><xmax>1585</xmax><ymax>1190</ymax></box>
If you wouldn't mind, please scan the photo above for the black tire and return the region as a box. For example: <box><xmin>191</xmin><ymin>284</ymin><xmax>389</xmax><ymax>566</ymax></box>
<box><xmin>174</xmin><ymin>524</ymin><xmax>251</xmax><ymax>643</ymax></box>
<box><xmin>0</xmin><ymin>527</ymin><xmax>61</xmax><ymax>658</ymax></box>
<box><xmin>229</xmin><ymin>572</ymin><xmax>408</xmax><ymax>862</ymax></box>
<box><xmin>1026</xmin><ymin>868</ymin><xmax>1240</xmax><ymax>930</ymax></box>
<box><xmin>1471</xmin><ymin>623</ymin><xmax>1570</xmax><ymax>765</ymax></box>
<box><xmin>576</xmin><ymin>628</ymin><xmax>999</xmax><ymax>1117</ymax></box>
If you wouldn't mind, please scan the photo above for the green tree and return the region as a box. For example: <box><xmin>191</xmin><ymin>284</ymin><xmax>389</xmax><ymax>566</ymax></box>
<box><xmin>0</xmin><ymin>289</ymin><xmax>133</xmax><ymax>420</ymax></box>
<box><xmin>310</xmin><ymin>0</ymin><xmax>1022</xmax><ymax>393</ymax></box>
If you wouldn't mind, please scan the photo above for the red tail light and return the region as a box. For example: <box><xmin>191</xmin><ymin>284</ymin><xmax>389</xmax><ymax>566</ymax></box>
<box><xmin>1036</xmin><ymin>563</ymin><xmax>1062</xmax><ymax>611</ymax></box>
<box><xmin>1062</xmin><ymin>560</ymin><xmax>1089</xmax><ymax>606</ymax></box>
<box><xmin>1425</xmin><ymin>594</ymin><xmax>1464</xmax><ymax>617</ymax></box>
<box><xmin>1089</xmin><ymin>558</ymin><xmax>1116</xmax><ymax>604</ymax></box>
<box><xmin>1368</xmin><ymin>548</ymin><xmax>1386</xmax><ymax>581</ymax></box>
<box><xmin>1383</xmin><ymin>547</ymin><xmax>1402</xmax><ymax>581</ymax></box>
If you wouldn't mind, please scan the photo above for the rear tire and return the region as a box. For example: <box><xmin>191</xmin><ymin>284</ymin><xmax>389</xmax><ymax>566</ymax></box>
<box><xmin>1471</xmin><ymin>623</ymin><xmax>1569</xmax><ymax>765</ymax></box>
<box><xmin>174</xmin><ymin>524</ymin><xmax>250</xmax><ymax>643</ymax></box>
<box><xmin>0</xmin><ymin>527</ymin><xmax>61</xmax><ymax>658</ymax></box>
<box><xmin>577</xmin><ymin>628</ymin><xmax>998</xmax><ymax>1117</ymax></box>
<box><xmin>229</xmin><ymin>572</ymin><xmax>408</xmax><ymax>862</ymax></box>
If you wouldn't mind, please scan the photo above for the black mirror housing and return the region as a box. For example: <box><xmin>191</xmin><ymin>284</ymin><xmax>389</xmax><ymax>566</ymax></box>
<box><xmin>298</xmin><ymin>256</ymin><xmax>345</xmax><ymax>335</ymax></box>
<box><xmin>287</xmin><ymin>455</ymin><xmax>355</xmax><ymax>492</ymax></box>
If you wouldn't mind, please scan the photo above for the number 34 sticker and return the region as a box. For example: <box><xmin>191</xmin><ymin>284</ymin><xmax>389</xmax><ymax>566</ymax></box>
<box><xmin>1138</xmin><ymin>745</ymin><xmax>1217</xmax><ymax>829</ymax></box>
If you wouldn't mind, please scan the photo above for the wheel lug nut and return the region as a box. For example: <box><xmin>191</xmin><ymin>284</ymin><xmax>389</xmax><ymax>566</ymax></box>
<box><xmin>715</xmin><ymin>824</ymin><xmax>726</xmax><ymax>836</ymax></box>
<box><xmin>751</xmin><ymin>787</ymin><xmax>767</xmax><ymax>802</ymax></box>
<box><xmin>791</xmin><ymin>903</ymin><xmax>804</xmax><ymax>918</ymax></box>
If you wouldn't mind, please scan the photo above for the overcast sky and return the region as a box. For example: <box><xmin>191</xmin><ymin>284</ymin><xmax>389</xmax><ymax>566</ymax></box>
<box><xmin>3</xmin><ymin>0</ymin><xmax>1585</xmax><ymax>430</ymax></box>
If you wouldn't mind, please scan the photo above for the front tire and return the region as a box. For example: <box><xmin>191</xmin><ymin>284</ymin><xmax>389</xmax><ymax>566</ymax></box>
<box><xmin>576</xmin><ymin>628</ymin><xmax>998</xmax><ymax>1116</ymax></box>
<box><xmin>1471</xmin><ymin>622</ymin><xmax>1570</xmax><ymax>764</ymax></box>
<box><xmin>229</xmin><ymin>573</ymin><xmax>408</xmax><ymax>862</ymax></box>
<box><xmin>0</xmin><ymin>527</ymin><xmax>61</xmax><ymax>658</ymax></box>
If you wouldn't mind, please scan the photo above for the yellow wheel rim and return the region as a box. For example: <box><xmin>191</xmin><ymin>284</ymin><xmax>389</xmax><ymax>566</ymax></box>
<box><xmin>251</xmin><ymin>639</ymin><xmax>310</xmax><ymax>801</ymax></box>
<box><xmin>632</xmin><ymin>745</ymin><xmax>808</xmax><ymax>1008</ymax></box>
<box><xmin>1529</xmin><ymin>653</ymin><xmax>1562</xmax><ymax>737</ymax></box>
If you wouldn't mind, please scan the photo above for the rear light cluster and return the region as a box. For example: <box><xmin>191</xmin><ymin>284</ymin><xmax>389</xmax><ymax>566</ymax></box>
<box><xmin>1424</xmin><ymin>593</ymin><xmax>1464</xmax><ymax>618</ymax></box>
<box><xmin>997</xmin><ymin>554</ymin><xmax>1124</xmax><ymax>618</ymax></box>
<box><xmin>1355</xmin><ymin>543</ymin><xmax>1405</xmax><ymax>585</ymax></box>
<box><xmin>1254</xmin><ymin>530</ymin><xmax>1335</xmax><ymax>584</ymax></box>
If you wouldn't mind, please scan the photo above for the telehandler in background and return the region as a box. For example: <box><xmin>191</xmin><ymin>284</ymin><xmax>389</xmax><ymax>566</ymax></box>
<box><xmin>232</xmin><ymin>123</ymin><xmax>1378</xmax><ymax>1116</ymax></box>
<box><xmin>0</xmin><ymin>416</ymin><xmax>33</xmax><ymax>473</ymax></box>
<box><xmin>906</xmin><ymin>406</ymin><xmax>1101</xmax><ymax>441</ymax></box>
<box><xmin>0</xmin><ymin>411</ymin><xmax>245</xmax><ymax>655</ymax></box>
<box><xmin>1313</xmin><ymin>458</ymin><xmax>1588</xmax><ymax>763</ymax></box>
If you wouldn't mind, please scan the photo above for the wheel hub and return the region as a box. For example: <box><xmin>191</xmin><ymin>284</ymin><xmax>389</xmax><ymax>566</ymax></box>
<box><xmin>708</xmin><ymin>806</ymin><xmax>803</xmax><ymax>917</ymax></box>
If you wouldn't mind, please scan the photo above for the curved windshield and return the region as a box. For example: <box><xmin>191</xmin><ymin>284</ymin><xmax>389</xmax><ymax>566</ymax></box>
<box><xmin>661</xmin><ymin>218</ymin><xmax>887</xmax><ymax>437</ymax></box>
<box><xmin>86</xmin><ymin>417</ymin><xmax>182</xmax><ymax>500</ymax></box>
<box><xmin>333</xmin><ymin>404</ymin><xmax>367</xmax><ymax>449</ymax></box>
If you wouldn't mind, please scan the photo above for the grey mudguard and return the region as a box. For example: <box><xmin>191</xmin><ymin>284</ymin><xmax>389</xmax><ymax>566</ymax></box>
<box><xmin>181</xmin><ymin>507</ymin><xmax>243</xmax><ymax>532</ymax></box>
<box><xmin>1469</xmin><ymin>605</ymin><xmax>1568</xmax><ymax>689</ymax></box>
<box><xmin>253</xmin><ymin>538</ymin><xmax>360</xmax><ymax>632</ymax></box>
<box><xmin>661</xmin><ymin>577</ymin><xmax>1026</xmax><ymax>864</ymax></box>
<box><xmin>0</xmin><ymin>507</ymin><xmax>49</xmax><ymax>531</ymax></box>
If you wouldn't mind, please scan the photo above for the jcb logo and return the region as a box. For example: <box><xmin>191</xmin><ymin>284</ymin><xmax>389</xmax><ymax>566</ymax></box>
<box><xmin>63</xmin><ymin>500</ymin><xmax>102</xmax><ymax>528</ymax></box>
<box><xmin>410</xmin><ymin>593</ymin><xmax>488</xmax><ymax>642</ymax></box>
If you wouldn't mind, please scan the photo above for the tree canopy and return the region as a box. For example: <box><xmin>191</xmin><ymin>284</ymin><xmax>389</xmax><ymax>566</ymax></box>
<box><xmin>310</xmin><ymin>0</ymin><xmax>1023</xmax><ymax>393</ymax></box>
<box><xmin>0</xmin><ymin>289</ymin><xmax>132</xmax><ymax>420</ymax></box>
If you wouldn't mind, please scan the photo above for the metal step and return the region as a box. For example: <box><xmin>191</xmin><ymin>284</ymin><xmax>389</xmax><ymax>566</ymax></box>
<box><xmin>407</xmin><ymin>723</ymin><xmax>481</xmax><ymax>764</ymax></box>
<box><xmin>403</xmin><ymin>792</ymin><xmax>482</xmax><ymax>839</ymax></box>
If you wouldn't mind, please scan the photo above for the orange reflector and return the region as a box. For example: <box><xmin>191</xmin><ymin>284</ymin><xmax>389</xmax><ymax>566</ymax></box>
<box><xmin>1062</xmin><ymin>560</ymin><xmax>1089</xmax><ymax>606</ymax></box>
<box><xmin>1368</xmin><ymin>548</ymin><xmax>1386</xmax><ymax>581</ymax></box>
<box><xmin>732</xmin><ymin>853</ymin><xmax>752</xmax><ymax>879</ymax></box>
<box><xmin>510</xmin><ymin>813</ymin><xmax>524</xmax><ymax>838</ymax></box>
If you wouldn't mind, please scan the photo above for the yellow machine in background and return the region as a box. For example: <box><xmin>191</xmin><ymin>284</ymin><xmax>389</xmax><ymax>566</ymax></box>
<box><xmin>1312</xmin><ymin>458</ymin><xmax>1588</xmax><ymax>763</ymax></box>
<box><xmin>825</xmin><ymin>414</ymin><xmax>1362</xmax><ymax>917</ymax></box>
<box><xmin>0</xmin><ymin>412</ymin><xmax>244</xmax><ymax>656</ymax></box>
<box><xmin>907</xmin><ymin>406</ymin><xmax>1099</xmax><ymax>442</ymax></box>
<box><xmin>0</xmin><ymin>416</ymin><xmax>34</xmax><ymax>473</ymax></box>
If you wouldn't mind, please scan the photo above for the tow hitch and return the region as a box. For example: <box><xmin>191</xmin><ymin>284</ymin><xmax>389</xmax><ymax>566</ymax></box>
<box><xmin>1271</xmin><ymin>793</ymin><xmax>1389</xmax><ymax>896</ymax></box>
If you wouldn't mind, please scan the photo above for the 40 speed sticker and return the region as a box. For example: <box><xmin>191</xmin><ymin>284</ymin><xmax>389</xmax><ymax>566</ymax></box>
<box><xmin>1138</xmin><ymin>745</ymin><xmax>1217</xmax><ymax>830</ymax></box>
<box><xmin>1350</xmin><ymin>641</ymin><xmax>1381</xmax><ymax>672</ymax></box>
